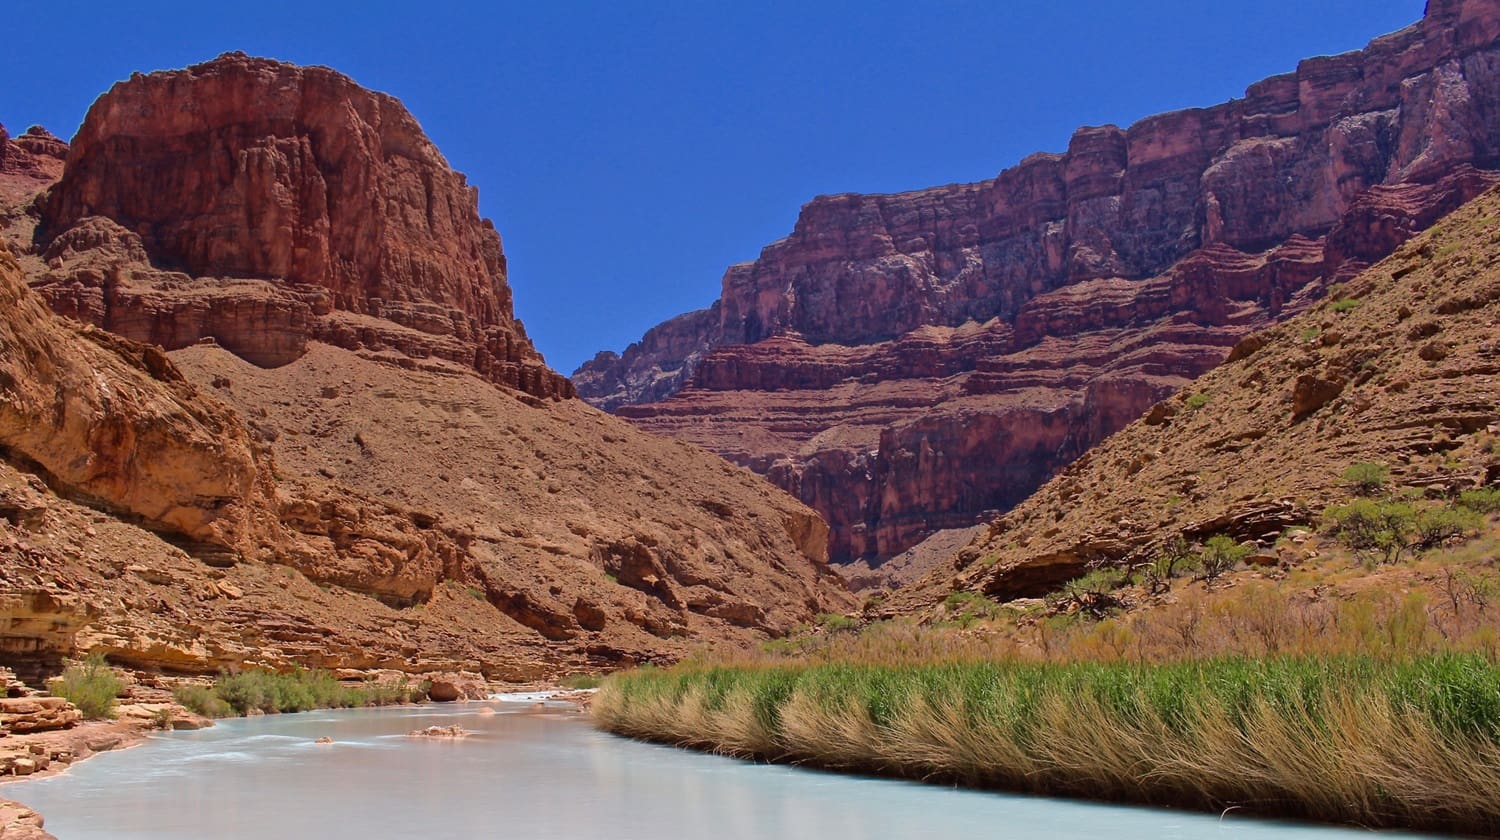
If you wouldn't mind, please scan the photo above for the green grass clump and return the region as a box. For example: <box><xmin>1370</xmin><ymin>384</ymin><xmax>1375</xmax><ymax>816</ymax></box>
<box><xmin>1184</xmin><ymin>392</ymin><xmax>1211</xmax><ymax>410</ymax></box>
<box><xmin>594</xmin><ymin>654</ymin><xmax>1500</xmax><ymax>834</ymax></box>
<box><xmin>173</xmin><ymin>668</ymin><xmax>425</xmax><ymax>718</ymax></box>
<box><xmin>815</xmin><ymin>612</ymin><xmax>859</xmax><ymax>633</ymax></box>
<box><xmin>47</xmin><ymin>653</ymin><xmax>123</xmax><ymax>720</ymax></box>
<box><xmin>561</xmin><ymin>673</ymin><xmax>603</xmax><ymax>690</ymax></box>
<box><xmin>1330</xmin><ymin>298</ymin><xmax>1362</xmax><ymax>313</ymax></box>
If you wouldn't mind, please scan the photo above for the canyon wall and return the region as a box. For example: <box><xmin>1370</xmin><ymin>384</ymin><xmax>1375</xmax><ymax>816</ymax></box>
<box><xmin>32</xmin><ymin>53</ymin><xmax>571</xmax><ymax>399</ymax></box>
<box><xmin>0</xmin><ymin>56</ymin><xmax>851</xmax><ymax>679</ymax></box>
<box><xmin>576</xmin><ymin>0</ymin><xmax>1500</xmax><ymax>566</ymax></box>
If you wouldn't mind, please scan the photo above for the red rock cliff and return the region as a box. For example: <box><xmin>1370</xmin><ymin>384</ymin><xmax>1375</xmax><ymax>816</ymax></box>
<box><xmin>576</xmin><ymin>0</ymin><xmax>1500</xmax><ymax>566</ymax></box>
<box><xmin>35</xmin><ymin>53</ymin><xmax>572</xmax><ymax>399</ymax></box>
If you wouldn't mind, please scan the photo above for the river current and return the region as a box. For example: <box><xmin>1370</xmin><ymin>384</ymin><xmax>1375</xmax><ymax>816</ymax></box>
<box><xmin>4</xmin><ymin>696</ymin><xmax>1436</xmax><ymax>839</ymax></box>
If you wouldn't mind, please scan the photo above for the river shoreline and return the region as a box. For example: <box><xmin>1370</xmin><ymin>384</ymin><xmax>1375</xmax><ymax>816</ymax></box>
<box><xmin>0</xmin><ymin>685</ymin><xmax>591</xmax><ymax>839</ymax></box>
<box><xmin>593</xmin><ymin>657</ymin><xmax>1500</xmax><ymax>837</ymax></box>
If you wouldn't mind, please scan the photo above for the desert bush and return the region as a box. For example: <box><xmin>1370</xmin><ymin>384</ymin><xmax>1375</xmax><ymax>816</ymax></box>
<box><xmin>175</xmin><ymin>668</ymin><xmax>424</xmax><ymax>718</ymax></box>
<box><xmin>1185</xmin><ymin>392</ymin><xmax>1211</xmax><ymax>410</ymax></box>
<box><xmin>172</xmin><ymin>683</ymin><xmax>233</xmax><ymax>718</ymax></box>
<box><xmin>1413</xmin><ymin>506</ymin><xmax>1483</xmax><ymax>550</ymax></box>
<box><xmin>561</xmin><ymin>674</ymin><xmax>603</xmax><ymax>690</ymax></box>
<box><xmin>1144</xmin><ymin>535</ymin><xmax>1193</xmax><ymax>593</ymax></box>
<box><xmin>47</xmin><ymin>652</ymin><xmax>123</xmax><ymax>720</ymax></box>
<box><xmin>815</xmin><ymin>612</ymin><xmax>859</xmax><ymax>633</ymax></box>
<box><xmin>1325</xmin><ymin>499</ymin><xmax>1416</xmax><ymax>564</ymax></box>
<box><xmin>1457</xmin><ymin>487</ymin><xmax>1500</xmax><ymax>514</ymax></box>
<box><xmin>1341</xmin><ymin>462</ymin><xmax>1390</xmax><ymax>496</ymax></box>
<box><xmin>1047</xmin><ymin>567</ymin><xmax>1128</xmax><ymax>618</ymax></box>
<box><xmin>1197</xmin><ymin>535</ymin><xmax>1251</xmax><ymax>584</ymax></box>
<box><xmin>940</xmin><ymin>591</ymin><xmax>1000</xmax><ymax>628</ymax></box>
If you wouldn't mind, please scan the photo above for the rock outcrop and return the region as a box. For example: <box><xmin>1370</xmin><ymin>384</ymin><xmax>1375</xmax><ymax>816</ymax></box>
<box><xmin>577</xmin><ymin>0</ymin><xmax>1500</xmax><ymax>569</ymax></box>
<box><xmin>0</xmin><ymin>234</ymin><xmax>848</xmax><ymax>678</ymax></box>
<box><xmin>904</xmin><ymin>180</ymin><xmax>1500</xmax><ymax>606</ymax></box>
<box><xmin>0</xmin><ymin>57</ymin><xmax>853</xmax><ymax>680</ymax></box>
<box><xmin>32</xmin><ymin>53</ymin><xmax>571</xmax><ymax>399</ymax></box>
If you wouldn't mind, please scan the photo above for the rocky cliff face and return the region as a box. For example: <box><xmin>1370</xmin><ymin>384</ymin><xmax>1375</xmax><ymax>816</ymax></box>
<box><xmin>0</xmin><ymin>59</ymin><xmax>851</xmax><ymax>680</ymax></box>
<box><xmin>577</xmin><ymin>0</ymin><xmax>1500</xmax><ymax>567</ymax></box>
<box><xmin>32</xmin><ymin>53</ymin><xmax>572</xmax><ymax>399</ymax></box>
<box><xmin>901</xmin><ymin>181</ymin><xmax>1500</xmax><ymax>608</ymax></box>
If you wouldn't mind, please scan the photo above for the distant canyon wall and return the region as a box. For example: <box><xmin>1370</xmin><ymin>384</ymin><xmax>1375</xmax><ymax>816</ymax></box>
<box><xmin>576</xmin><ymin>0</ymin><xmax>1500</xmax><ymax>564</ymax></box>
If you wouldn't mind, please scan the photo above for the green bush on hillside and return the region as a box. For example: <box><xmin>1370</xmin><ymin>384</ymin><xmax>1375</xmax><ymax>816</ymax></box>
<box><xmin>1457</xmin><ymin>487</ymin><xmax>1500</xmax><ymax>514</ymax></box>
<box><xmin>47</xmin><ymin>652</ymin><xmax>123</xmax><ymax>720</ymax></box>
<box><xmin>1341</xmin><ymin>462</ymin><xmax>1390</xmax><ymax>497</ymax></box>
<box><xmin>1197</xmin><ymin>535</ymin><xmax>1251</xmax><ymax>584</ymax></box>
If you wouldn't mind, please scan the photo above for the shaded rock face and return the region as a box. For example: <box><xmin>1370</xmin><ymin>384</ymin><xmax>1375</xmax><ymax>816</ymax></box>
<box><xmin>0</xmin><ymin>246</ymin><xmax>278</xmax><ymax>559</ymax></box>
<box><xmin>34</xmin><ymin>53</ymin><xmax>572</xmax><ymax>399</ymax></box>
<box><xmin>578</xmin><ymin>0</ymin><xmax>1500</xmax><ymax>565</ymax></box>
<box><xmin>905</xmin><ymin>181</ymin><xmax>1500</xmax><ymax>607</ymax></box>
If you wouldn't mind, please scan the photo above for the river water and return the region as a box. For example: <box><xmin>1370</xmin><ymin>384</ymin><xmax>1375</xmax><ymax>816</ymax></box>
<box><xmin>4</xmin><ymin>697</ymin><xmax>1435</xmax><ymax>839</ymax></box>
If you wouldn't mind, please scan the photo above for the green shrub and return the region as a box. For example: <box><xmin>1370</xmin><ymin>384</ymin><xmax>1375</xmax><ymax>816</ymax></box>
<box><xmin>1341</xmin><ymin>462</ymin><xmax>1390</xmax><ymax>497</ymax></box>
<box><xmin>1325</xmin><ymin>498</ymin><xmax>1415</xmax><ymax>564</ymax></box>
<box><xmin>1185</xmin><ymin>392</ymin><xmax>1211</xmax><ymax>410</ymax></box>
<box><xmin>173</xmin><ymin>683</ymin><xmax>233</xmax><ymax>718</ymax></box>
<box><xmin>1457</xmin><ymin>487</ymin><xmax>1500</xmax><ymax>514</ymax></box>
<box><xmin>1197</xmin><ymin>536</ymin><xmax>1251</xmax><ymax>584</ymax></box>
<box><xmin>1049</xmin><ymin>567</ymin><xmax>1128</xmax><ymax>618</ymax></box>
<box><xmin>941</xmin><ymin>591</ymin><xmax>999</xmax><ymax>627</ymax></box>
<box><xmin>175</xmin><ymin>668</ymin><xmax>425</xmax><ymax>718</ymax></box>
<box><xmin>1413</xmin><ymin>506</ymin><xmax>1483</xmax><ymax>550</ymax></box>
<box><xmin>47</xmin><ymin>653</ymin><xmax>123</xmax><ymax>720</ymax></box>
<box><xmin>1147</xmin><ymin>535</ymin><xmax>1193</xmax><ymax>592</ymax></box>
<box><xmin>1330</xmin><ymin>298</ymin><xmax>1362</xmax><ymax>313</ymax></box>
<box><xmin>816</xmin><ymin>613</ymin><xmax>859</xmax><ymax>633</ymax></box>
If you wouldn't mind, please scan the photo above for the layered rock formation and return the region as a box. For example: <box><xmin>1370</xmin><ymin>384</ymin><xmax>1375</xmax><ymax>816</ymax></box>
<box><xmin>577</xmin><ymin>0</ymin><xmax>1500</xmax><ymax>569</ymax></box>
<box><xmin>904</xmin><ymin>181</ymin><xmax>1500</xmax><ymax>606</ymax></box>
<box><xmin>31</xmin><ymin>53</ymin><xmax>571</xmax><ymax>399</ymax></box>
<box><xmin>0</xmin><ymin>58</ymin><xmax>851</xmax><ymax>680</ymax></box>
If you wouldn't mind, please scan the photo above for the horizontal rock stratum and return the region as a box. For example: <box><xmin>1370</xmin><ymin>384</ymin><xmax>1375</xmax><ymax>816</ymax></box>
<box><xmin>576</xmin><ymin>0</ymin><xmax>1500</xmax><ymax>570</ymax></box>
<box><xmin>0</xmin><ymin>56</ymin><xmax>852</xmax><ymax>680</ymax></box>
<box><xmin>902</xmin><ymin>178</ymin><xmax>1500</xmax><ymax>609</ymax></box>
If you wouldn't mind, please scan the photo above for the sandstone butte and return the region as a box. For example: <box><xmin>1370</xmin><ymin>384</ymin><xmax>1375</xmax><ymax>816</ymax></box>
<box><xmin>894</xmin><ymin>175</ymin><xmax>1500</xmax><ymax>612</ymax></box>
<box><xmin>574</xmin><ymin>0</ymin><xmax>1500</xmax><ymax>583</ymax></box>
<box><xmin>0</xmin><ymin>53</ymin><xmax>852</xmax><ymax>685</ymax></box>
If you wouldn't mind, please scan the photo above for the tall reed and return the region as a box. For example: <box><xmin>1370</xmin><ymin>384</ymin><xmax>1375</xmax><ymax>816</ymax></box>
<box><xmin>594</xmin><ymin>655</ymin><xmax>1500</xmax><ymax>834</ymax></box>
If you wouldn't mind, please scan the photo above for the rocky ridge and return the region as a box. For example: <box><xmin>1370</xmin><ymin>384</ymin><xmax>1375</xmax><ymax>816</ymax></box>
<box><xmin>577</xmin><ymin>0</ymin><xmax>1500</xmax><ymax>569</ymax></box>
<box><xmin>0</xmin><ymin>58</ymin><xmax>851</xmax><ymax>681</ymax></box>
<box><xmin>900</xmin><ymin>181</ymin><xmax>1500</xmax><ymax>607</ymax></box>
<box><xmin>26</xmin><ymin>53</ymin><xmax>571</xmax><ymax>399</ymax></box>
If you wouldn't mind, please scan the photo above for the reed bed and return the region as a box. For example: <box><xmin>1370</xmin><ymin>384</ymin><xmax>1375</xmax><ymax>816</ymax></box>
<box><xmin>593</xmin><ymin>655</ymin><xmax>1500</xmax><ymax>834</ymax></box>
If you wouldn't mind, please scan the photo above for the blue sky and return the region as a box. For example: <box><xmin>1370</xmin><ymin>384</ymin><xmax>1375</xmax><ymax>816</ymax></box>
<box><xmin>3</xmin><ymin>1</ymin><xmax>1425</xmax><ymax>373</ymax></box>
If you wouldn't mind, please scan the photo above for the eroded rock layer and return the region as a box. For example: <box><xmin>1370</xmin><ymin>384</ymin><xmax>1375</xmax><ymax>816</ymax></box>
<box><xmin>0</xmin><ymin>57</ymin><xmax>852</xmax><ymax>679</ymax></box>
<box><xmin>901</xmin><ymin>181</ymin><xmax>1500</xmax><ymax>608</ymax></box>
<box><xmin>31</xmin><ymin>52</ymin><xmax>572</xmax><ymax>399</ymax></box>
<box><xmin>577</xmin><ymin>0</ymin><xmax>1500</xmax><ymax>568</ymax></box>
<box><xmin>0</xmin><ymin>240</ymin><xmax>848</xmax><ymax>679</ymax></box>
